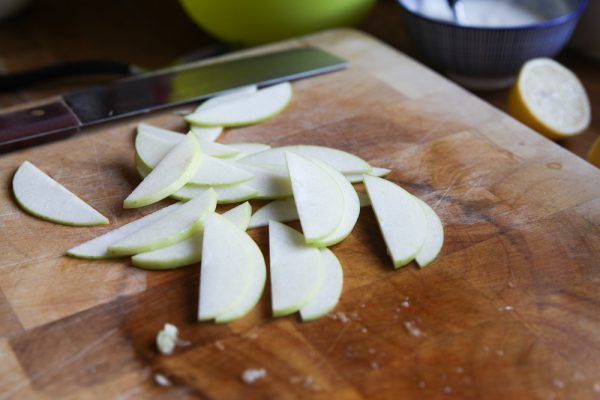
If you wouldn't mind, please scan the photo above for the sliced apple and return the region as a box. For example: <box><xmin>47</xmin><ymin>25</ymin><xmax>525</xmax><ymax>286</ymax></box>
<box><xmin>249</xmin><ymin>189</ymin><xmax>371</xmax><ymax>229</ymax></box>
<box><xmin>299</xmin><ymin>248</ymin><xmax>343</xmax><ymax>321</ymax></box>
<box><xmin>345</xmin><ymin>167</ymin><xmax>391</xmax><ymax>183</ymax></box>
<box><xmin>12</xmin><ymin>161</ymin><xmax>108</xmax><ymax>226</ymax></box>
<box><xmin>194</xmin><ymin>85</ymin><xmax>257</xmax><ymax>112</ymax></box>
<box><xmin>171</xmin><ymin>184</ymin><xmax>258</xmax><ymax>203</ymax></box>
<box><xmin>227</xmin><ymin>143</ymin><xmax>272</xmax><ymax>161</ymax></box>
<box><xmin>67</xmin><ymin>203</ymin><xmax>180</xmax><ymax>259</ymax></box>
<box><xmin>187</xmin><ymin>156</ymin><xmax>254</xmax><ymax>187</ymax></box>
<box><xmin>248</xmin><ymin>198</ymin><xmax>297</xmax><ymax>229</ymax></box>
<box><xmin>286</xmin><ymin>152</ymin><xmax>344</xmax><ymax>244</ymax></box>
<box><xmin>186</xmin><ymin>82</ymin><xmax>291</xmax><ymax>127</ymax></box>
<box><xmin>243</xmin><ymin>164</ymin><xmax>292</xmax><ymax>199</ymax></box>
<box><xmin>136</xmin><ymin>123</ymin><xmax>238</xmax><ymax>164</ymax></box>
<box><xmin>363</xmin><ymin>176</ymin><xmax>427</xmax><ymax>268</ymax></box>
<box><xmin>414</xmin><ymin>198</ymin><xmax>444</xmax><ymax>268</ymax></box>
<box><xmin>190</xmin><ymin>126</ymin><xmax>223</xmax><ymax>142</ymax></box>
<box><xmin>269</xmin><ymin>221</ymin><xmax>325</xmax><ymax>316</ymax></box>
<box><xmin>241</xmin><ymin>145</ymin><xmax>371</xmax><ymax>174</ymax></box>
<box><xmin>137</xmin><ymin>150</ymin><xmax>254</xmax><ymax>189</ymax></box>
<box><xmin>215</xmin><ymin>231</ymin><xmax>266</xmax><ymax>323</ymax></box>
<box><xmin>198</xmin><ymin>212</ymin><xmax>253</xmax><ymax>320</ymax></box>
<box><xmin>110</xmin><ymin>189</ymin><xmax>216</xmax><ymax>255</ymax></box>
<box><xmin>310</xmin><ymin>158</ymin><xmax>360</xmax><ymax>247</ymax></box>
<box><xmin>131</xmin><ymin>202</ymin><xmax>251</xmax><ymax>270</ymax></box>
<box><xmin>125</xmin><ymin>132</ymin><xmax>201</xmax><ymax>208</ymax></box>
<box><xmin>221</xmin><ymin>201</ymin><xmax>252</xmax><ymax>230</ymax></box>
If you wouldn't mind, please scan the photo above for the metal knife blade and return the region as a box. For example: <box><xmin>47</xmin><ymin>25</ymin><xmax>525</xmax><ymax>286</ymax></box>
<box><xmin>0</xmin><ymin>47</ymin><xmax>347</xmax><ymax>152</ymax></box>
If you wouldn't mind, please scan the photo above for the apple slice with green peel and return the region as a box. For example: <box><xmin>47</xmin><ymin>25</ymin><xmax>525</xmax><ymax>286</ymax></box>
<box><xmin>136</xmin><ymin>152</ymin><xmax>255</xmax><ymax>190</ymax></box>
<box><xmin>345</xmin><ymin>167</ymin><xmax>391</xmax><ymax>183</ymax></box>
<box><xmin>215</xmin><ymin>230</ymin><xmax>266</xmax><ymax>323</ymax></box>
<box><xmin>241</xmin><ymin>145</ymin><xmax>371</xmax><ymax>174</ymax></box>
<box><xmin>249</xmin><ymin>190</ymin><xmax>371</xmax><ymax>229</ymax></box>
<box><xmin>125</xmin><ymin>132</ymin><xmax>201</xmax><ymax>208</ymax></box>
<box><xmin>269</xmin><ymin>221</ymin><xmax>325</xmax><ymax>317</ymax></box>
<box><xmin>131</xmin><ymin>202</ymin><xmax>251</xmax><ymax>270</ymax></box>
<box><xmin>300</xmin><ymin>248</ymin><xmax>343</xmax><ymax>321</ymax></box>
<box><xmin>198</xmin><ymin>212</ymin><xmax>253</xmax><ymax>320</ymax></box>
<box><xmin>136</xmin><ymin>124</ymin><xmax>239</xmax><ymax>163</ymax></box>
<box><xmin>171</xmin><ymin>183</ymin><xmax>258</xmax><ymax>203</ymax></box>
<box><xmin>286</xmin><ymin>152</ymin><xmax>344</xmax><ymax>244</ymax></box>
<box><xmin>243</xmin><ymin>164</ymin><xmax>292</xmax><ymax>199</ymax></box>
<box><xmin>190</xmin><ymin>126</ymin><xmax>223</xmax><ymax>142</ymax></box>
<box><xmin>12</xmin><ymin>161</ymin><xmax>109</xmax><ymax>226</ymax></box>
<box><xmin>187</xmin><ymin>156</ymin><xmax>254</xmax><ymax>187</ymax></box>
<box><xmin>110</xmin><ymin>189</ymin><xmax>216</xmax><ymax>255</ymax></box>
<box><xmin>186</xmin><ymin>82</ymin><xmax>292</xmax><ymax>127</ymax></box>
<box><xmin>221</xmin><ymin>201</ymin><xmax>252</xmax><ymax>230</ymax></box>
<box><xmin>194</xmin><ymin>85</ymin><xmax>257</xmax><ymax>112</ymax></box>
<box><xmin>363</xmin><ymin>176</ymin><xmax>427</xmax><ymax>268</ymax></box>
<box><xmin>226</xmin><ymin>143</ymin><xmax>272</xmax><ymax>161</ymax></box>
<box><xmin>414</xmin><ymin>198</ymin><xmax>444</xmax><ymax>268</ymax></box>
<box><xmin>67</xmin><ymin>203</ymin><xmax>180</xmax><ymax>259</ymax></box>
<box><xmin>310</xmin><ymin>158</ymin><xmax>360</xmax><ymax>247</ymax></box>
<box><xmin>249</xmin><ymin>198</ymin><xmax>297</xmax><ymax>229</ymax></box>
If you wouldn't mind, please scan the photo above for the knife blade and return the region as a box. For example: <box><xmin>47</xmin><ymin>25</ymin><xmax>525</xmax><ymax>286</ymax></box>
<box><xmin>0</xmin><ymin>47</ymin><xmax>347</xmax><ymax>152</ymax></box>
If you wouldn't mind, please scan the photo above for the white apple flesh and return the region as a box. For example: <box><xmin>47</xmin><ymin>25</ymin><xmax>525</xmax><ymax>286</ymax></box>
<box><xmin>226</xmin><ymin>143</ymin><xmax>271</xmax><ymax>160</ymax></box>
<box><xmin>124</xmin><ymin>132</ymin><xmax>201</xmax><ymax>208</ymax></box>
<box><xmin>214</xmin><ymin>230</ymin><xmax>266</xmax><ymax>323</ymax></box>
<box><xmin>198</xmin><ymin>212</ymin><xmax>253</xmax><ymax>320</ymax></box>
<box><xmin>344</xmin><ymin>167</ymin><xmax>391</xmax><ymax>183</ymax></box>
<box><xmin>171</xmin><ymin>184</ymin><xmax>258</xmax><ymax>204</ymax></box>
<box><xmin>110</xmin><ymin>189</ymin><xmax>216</xmax><ymax>255</ymax></box>
<box><xmin>310</xmin><ymin>158</ymin><xmax>360</xmax><ymax>247</ymax></box>
<box><xmin>136</xmin><ymin>123</ymin><xmax>238</xmax><ymax>161</ymax></box>
<box><xmin>269</xmin><ymin>221</ymin><xmax>325</xmax><ymax>317</ymax></box>
<box><xmin>12</xmin><ymin>161</ymin><xmax>109</xmax><ymax>226</ymax></box>
<box><xmin>131</xmin><ymin>202</ymin><xmax>252</xmax><ymax>270</ymax></box>
<box><xmin>185</xmin><ymin>82</ymin><xmax>292</xmax><ymax>127</ymax></box>
<box><xmin>248</xmin><ymin>198</ymin><xmax>297</xmax><ymax>229</ymax></box>
<box><xmin>67</xmin><ymin>203</ymin><xmax>180</xmax><ymax>259</ymax></box>
<box><xmin>414</xmin><ymin>198</ymin><xmax>444</xmax><ymax>268</ymax></box>
<box><xmin>286</xmin><ymin>152</ymin><xmax>344</xmax><ymax>244</ymax></box>
<box><xmin>363</xmin><ymin>175</ymin><xmax>427</xmax><ymax>268</ymax></box>
<box><xmin>241</xmin><ymin>144</ymin><xmax>371</xmax><ymax>174</ymax></box>
<box><xmin>194</xmin><ymin>85</ymin><xmax>257</xmax><ymax>112</ymax></box>
<box><xmin>300</xmin><ymin>248</ymin><xmax>343</xmax><ymax>321</ymax></box>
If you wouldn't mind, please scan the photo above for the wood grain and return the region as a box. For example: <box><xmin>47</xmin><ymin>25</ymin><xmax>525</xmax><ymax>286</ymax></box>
<box><xmin>1</xmin><ymin>29</ymin><xmax>599</xmax><ymax>399</ymax></box>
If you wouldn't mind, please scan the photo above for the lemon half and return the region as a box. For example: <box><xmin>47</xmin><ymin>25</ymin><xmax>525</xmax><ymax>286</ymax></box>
<box><xmin>509</xmin><ymin>58</ymin><xmax>591</xmax><ymax>140</ymax></box>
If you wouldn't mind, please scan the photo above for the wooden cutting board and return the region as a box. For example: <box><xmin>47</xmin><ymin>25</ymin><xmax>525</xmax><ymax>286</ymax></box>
<box><xmin>1</xmin><ymin>29</ymin><xmax>599</xmax><ymax>400</ymax></box>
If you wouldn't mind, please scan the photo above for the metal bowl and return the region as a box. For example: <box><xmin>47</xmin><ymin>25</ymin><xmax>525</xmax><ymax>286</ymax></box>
<box><xmin>397</xmin><ymin>0</ymin><xmax>588</xmax><ymax>90</ymax></box>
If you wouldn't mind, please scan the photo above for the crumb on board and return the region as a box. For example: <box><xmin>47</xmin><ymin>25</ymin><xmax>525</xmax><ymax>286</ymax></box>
<box><xmin>403</xmin><ymin>321</ymin><xmax>422</xmax><ymax>337</ymax></box>
<box><xmin>156</xmin><ymin>323</ymin><xmax>179</xmax><ymax>355</ymax></box>
<box><xmin>214</xmin><ymin>341</ymin><xmax>226</xmax><ymax>351</ymax></box>
<box><xmin>154</xmin><ymin>373</ymin><xmax>172</xmax><ymax>387</ymax></box>
<box><xmin>241</xmin><ymin>368</ymin><xmax>267</xmax><ymax>384</ymax></box>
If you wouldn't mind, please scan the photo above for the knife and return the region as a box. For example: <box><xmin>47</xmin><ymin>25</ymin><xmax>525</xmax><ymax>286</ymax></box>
<box><xmin>0</xmin><ymin>47</ymin><xmax>347</xmax><ymax>152</ymax></box>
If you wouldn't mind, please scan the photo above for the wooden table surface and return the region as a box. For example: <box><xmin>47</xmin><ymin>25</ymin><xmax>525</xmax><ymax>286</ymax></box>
<box><xmin>1</xmin><ymin>2</ymin><xmax>600</xmax><ymax>400</ymax></box>
<box><xmin>0</xmin><ymin>0</ymin><xmax>598</xmax><ymax>163</ymax></box>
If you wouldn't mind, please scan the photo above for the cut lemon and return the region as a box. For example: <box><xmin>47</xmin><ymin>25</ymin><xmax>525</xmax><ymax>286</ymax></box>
<box><xmin>508</xmin><ymin>58</ymin><xmax>591</xmax><ymax>140</ymax></box>
<box><xmin>588</xmin><ymin>136</ymin><xmax>600</xmax><ymax>168</ymax></box>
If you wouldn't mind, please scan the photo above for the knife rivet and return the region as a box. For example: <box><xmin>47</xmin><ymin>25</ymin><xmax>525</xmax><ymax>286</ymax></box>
<box><xmin>31</xmin><ymin>109</ymin><xmax>45</xmax><ymax>117</ymax></box>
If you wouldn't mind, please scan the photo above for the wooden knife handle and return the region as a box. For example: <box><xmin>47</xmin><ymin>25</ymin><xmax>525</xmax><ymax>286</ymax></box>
<box><xmin>0</xmin><ymin>99</ymin><xmax>81</xmax><ymax>152</ymax></box>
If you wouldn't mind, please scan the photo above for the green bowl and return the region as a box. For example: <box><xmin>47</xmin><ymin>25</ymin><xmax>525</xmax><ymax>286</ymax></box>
<box><xmin>179</xmin><ymin>0</ymin><xmax>376</xmax><ymax>46</ymax></box>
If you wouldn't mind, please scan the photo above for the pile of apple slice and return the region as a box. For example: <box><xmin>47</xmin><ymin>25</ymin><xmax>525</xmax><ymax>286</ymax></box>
<box><xmin>15</xmin><ymin>81</ymin><xmax>443</xmax><ymax>323</ymax></box>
